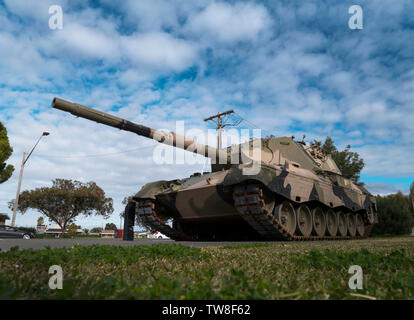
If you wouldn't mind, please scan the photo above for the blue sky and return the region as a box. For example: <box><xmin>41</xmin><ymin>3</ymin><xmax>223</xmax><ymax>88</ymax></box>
<box><xmin>0</xmin><ymin>0</ymin><xmax>413</xmax><ymax>229</ymax></box>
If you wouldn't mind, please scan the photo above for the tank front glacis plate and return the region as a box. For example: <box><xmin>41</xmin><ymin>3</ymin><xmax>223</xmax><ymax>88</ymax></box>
<box><xmin>135</xmin><ymin>170</ymin><xmax>237</xmax><ymax>221</ymax></box>
<box><xmin>134</xmin><ymin>171</ymin><xmax>228</xmax><ymax>199</ymax></box>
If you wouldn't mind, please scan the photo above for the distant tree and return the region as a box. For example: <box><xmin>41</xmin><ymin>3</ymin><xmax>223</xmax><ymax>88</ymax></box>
<box><xmin>312</xmin><ymin>136</ymin><xmax>365</xmax><ymax>184</ymax></box>
<box><xmin>410</xmin><ymin>181</ymin><xmax>414</xmax><ymax>210</ymax></box>
<box><xmin>83</xmin><ymin>228</ymin><xmax>89</xmax><ymax>234</ymax></box>
<box><xmin>9</xmin><ymin>179</ymin><xmax>113</xmax><ymax>236</ymax></box>
<box><xmin>37</xmin><ymin>216</ymin><xmax>44</xmax><ymax>226</ymax></box>
<box><xmin>66</xmin><ymin>223</ymin><xmax>80</xmax><ymax>237</ymax></box>
<box><xmin>105</xmin><ymin>223</ymin><xmax>117</xmax><ymax>230</ymax></box>
<box><xmin>121</xmin><ymin>196</ymin><xmax>151</xmax><ymax>231</ymax></box>
<box><xmin>371</xmin><ymin>191</ymin><xmax>414</xmax><ymax>235</ymax></box>
<box><xmin>0</xmin><ymin>214</ymin><xmax>10</xmax><ymax>223</ymax></box>
<box><xmin>90</xmin><ymin>227</ymin><xmax>103</xmax><ymax>233</ymax></box>
<box><xmin>0</xmin><ymin>122</ymin><xmax>14</xmax><ymax>184</ymax></box>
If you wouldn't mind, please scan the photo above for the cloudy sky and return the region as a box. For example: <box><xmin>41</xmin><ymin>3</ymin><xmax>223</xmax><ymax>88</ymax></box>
<box><xmin>0</xmin><ymin>0</ymin><xmax>413</xmax><ymax>229</ymax></box>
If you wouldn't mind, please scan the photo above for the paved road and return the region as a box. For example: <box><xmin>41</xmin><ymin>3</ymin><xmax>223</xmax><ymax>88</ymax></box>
<box><xmin>0</xmin><ymin>238</ymin><xmax>263</xmax><ymax>251</ymax></box>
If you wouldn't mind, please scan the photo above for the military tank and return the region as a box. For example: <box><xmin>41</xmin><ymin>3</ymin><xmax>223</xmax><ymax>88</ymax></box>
<box><xmin>52</xmin><ymin>97</ymin><xmax>378</xmax><ymax>241</ymax></box>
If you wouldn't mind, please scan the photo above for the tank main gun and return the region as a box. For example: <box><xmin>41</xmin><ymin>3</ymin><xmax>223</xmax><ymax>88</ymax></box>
<box><xmin>52</xmin><ymin>98</ymin><xmax>229</xmax><ymax>162</ymax></box>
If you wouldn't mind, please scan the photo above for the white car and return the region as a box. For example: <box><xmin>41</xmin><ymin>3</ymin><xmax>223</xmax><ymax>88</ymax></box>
<box><xmin>148</xmin><ymin>231</ymin><xmax>169</xmax><ymax>239</ymax></box>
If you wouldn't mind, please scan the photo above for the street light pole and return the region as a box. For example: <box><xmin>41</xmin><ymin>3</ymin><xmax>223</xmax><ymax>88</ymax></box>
<box><xmin>11</xmin><ymin>132</ymin><xmax>49</xmax><ymax>227</ymax></box>
<box><xmin>11</xmin><ymin>152</ymin><xmax>26</xmax><ymax>227</ymax></box>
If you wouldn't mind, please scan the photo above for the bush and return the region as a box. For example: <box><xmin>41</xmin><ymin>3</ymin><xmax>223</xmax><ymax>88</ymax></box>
<box><xmin>372</xmin><ymin>192</ymin><xmax>414</xmax><ymax>235</ymax></box>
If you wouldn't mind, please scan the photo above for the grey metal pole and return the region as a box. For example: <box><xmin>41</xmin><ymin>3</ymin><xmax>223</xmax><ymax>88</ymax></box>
<box><xmin>11</xmin><ymin>152</ymin><xmax>26</xmax><ymax>227</ymax></box>
<box><xmin>217</xmin><ymin>117</ymin><xmax>222</xmax><ymax>149</ymax></box>
<box><xmin>10</xmin><ymin>132</ymin><xmax>49</xmax><ymax>227</ymax></box>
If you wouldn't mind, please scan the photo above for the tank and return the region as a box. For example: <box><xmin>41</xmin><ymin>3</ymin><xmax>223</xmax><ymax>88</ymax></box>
<box><xmin>52</xmin><ymin>97</ymin><xmax>378</xmax><ymax>241</ymax></box>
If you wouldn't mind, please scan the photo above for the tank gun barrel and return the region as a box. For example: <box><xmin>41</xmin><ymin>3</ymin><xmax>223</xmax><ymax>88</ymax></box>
<box><xmin>52</xmin><ymin>97</ymin><xmax>227</xmax><ymax>161</ymax></box>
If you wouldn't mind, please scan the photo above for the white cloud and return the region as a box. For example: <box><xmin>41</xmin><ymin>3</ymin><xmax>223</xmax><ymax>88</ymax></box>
<box><xmin>365</xmin><ymin>183</ymin><xmax>409</xmax><ymax>196</ymax></box>
<box><xmin>121</xmin><ymin>32</ymin><xmax>198</xmax><ymax>71</ymax></box>
<box><xmin>346</xmin><ymin>102</ymin><xmax>387</xmax><ymax>124</ymax></box>
<box><xmin>185</xmin><ymin>2</ymin><xmax>271</xmax><ymax>43</ymax></box>
<box><xmin>0</xmin><ymin>32</ymin><xmax>64</xmax><ymax>86</ymax></box>
<box><xmin>355</xmin><ymin>144</ymin><xmax>414</xmax><ymax>177</ymax></box>
<box><xmin>119</xmin><ymin>0</ymin><xmax>180</xmax><ymax>32</ymax></box>
<box><xmin>51</xmin><ymin>23</ymin><xmax>120</xmax><ymax>60</ymax></box>
<box><xmin>323</xmin><ymin>71</ymin><xmax>357</xmax><ymax>95</ymax></box>
<box><xmin>3</xmin><ymin>0</ymin><xmax>67</xmax><ymax>22</ymax></box>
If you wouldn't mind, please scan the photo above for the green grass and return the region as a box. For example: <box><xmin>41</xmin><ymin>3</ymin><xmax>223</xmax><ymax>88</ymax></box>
<box><xmin>0</xmin><ymin>237</ymin><xmax>413</xmax><ymax>299</ymax></box>
<box><xmin>220</xmin><ymin>242</ymin><xmax>270</xmax><ymax>249</ymax></box>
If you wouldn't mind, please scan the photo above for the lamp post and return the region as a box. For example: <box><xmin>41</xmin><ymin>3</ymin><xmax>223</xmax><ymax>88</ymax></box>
<box><xmin>11</xmin><ymin>132</ymin><xmax>50</xmax><ymax>227</ymax></box>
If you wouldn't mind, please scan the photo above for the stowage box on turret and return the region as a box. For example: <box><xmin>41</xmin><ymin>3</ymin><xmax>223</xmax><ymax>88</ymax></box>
<box><xmin>52</xmin><ymin>98</ymin><xmax>378</xmax><ymax>241</ymax></box>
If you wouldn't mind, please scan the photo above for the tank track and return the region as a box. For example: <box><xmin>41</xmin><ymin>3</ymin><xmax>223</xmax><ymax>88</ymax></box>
<box><xmin>136</xmin><ymin>199</ymin><xmax>193</xmax><ymax>241</ymax></box>
<box><xmin>136</xmin><ymin>182</ymin><xmax>374</xmax><ymax>241</ymax></box>
<box><xmin>233</xmin><ymin>183</ymin><xmax>374</xmax><ymax>241</ymax></box>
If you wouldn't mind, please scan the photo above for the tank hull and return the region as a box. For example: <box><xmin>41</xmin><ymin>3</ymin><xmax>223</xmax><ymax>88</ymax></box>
<box><xmin>134</xmin><ymin>164</ymin><xmax>377</xmax><ymax>241</ymax></box>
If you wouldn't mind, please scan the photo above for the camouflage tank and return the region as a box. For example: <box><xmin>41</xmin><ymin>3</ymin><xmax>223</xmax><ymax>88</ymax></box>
<box><xmin>52</xmin><ymin>98</ymin><xmax>378</xmax><ymax>241</ymax></box>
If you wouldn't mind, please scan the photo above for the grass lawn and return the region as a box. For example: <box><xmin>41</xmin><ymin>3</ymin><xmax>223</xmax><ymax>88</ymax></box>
<box><xmin>0</xmin><ymin>237</ymin><xmax>413</xmax><ymax>299</ymax></box>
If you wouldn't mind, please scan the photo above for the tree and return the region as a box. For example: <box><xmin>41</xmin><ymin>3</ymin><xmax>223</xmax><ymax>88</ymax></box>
<box><xmin>9</xmin><ymin>179</ymin><xmax>113</xmax><ymax>236</ymax></box>
<box><xmin>410</xmin><ymin>181</ymin><xmax>414</xmax><ymax>210</ymax></box>
<box><xmin>312</xmin><ymin>136</ymin><xmax>365</xmax><ymax>183</ymax></box>
<box><xmin>90</xmin><ymin>227</ymin><xmax>103</xmax><ymax>233</ymax></box>
<box><xmin>37</xmin><ymin>216</ymin><xmax>44</xmax><ymax>226</ymax></box>
<box><xmin>67</xmin><ymin>223</ymin><xmax>80</xmax><ymax>237</ymax></box>
<box><xmin>371</xmin><ymin>191</ymin><xmax>414</xmax><ymax>235</ymax></box>
<box><xmin>105</xmin><ymin>223</ymin><xmax>117</xmax><ymax>230</ymax></box>
<box><xmin>0</xmin><ymin>214</ymin><xmax>10</xmax><ymax>224</ymax></box>
<box><xmin>0</xmin><ymin>122</ymin><xmax>14</xmax><ymax>184</ymax></box>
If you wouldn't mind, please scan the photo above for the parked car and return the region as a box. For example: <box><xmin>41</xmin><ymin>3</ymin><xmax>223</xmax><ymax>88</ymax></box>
<box><xmin>0</xmin><ymin>225</ymin><xmax>34</xmax><ymax>239</ymax></box>
<box><xmin>148</xmin><ymin>231</ymin><xmax>170</xmax><ymax>239</ymax></box>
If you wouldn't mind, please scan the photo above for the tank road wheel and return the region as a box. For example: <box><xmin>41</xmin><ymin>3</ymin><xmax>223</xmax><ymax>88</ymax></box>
<box><xmin>325</xmin><ymin>209</ymin><xmax>338</xmax><ymax>237</ymax></box>
<box><xmin>311</xmin><ymin>207</ymin><xmax>326</xmax><ymax>237</ymax></box>
<box><xmin>355</xmin><ymin>214</ymin><xmax>365</xmax><ymax>236</ymax></box>
<box><xmin>295</xmin><ymin>205</ymin><xmax>312</xmax><ymax>236</ymax></box>
<box><xmin>337</xmin><ymin>211</ymin><xmax>347</xmax><ymax>236</ymax></box>
<box><xmin>346</xmin><ymin>213</ymin><xmax>357</xmax><ymax>237</ymax></box>
<box><xmin>274</xmin><ymin>201</ymin><xmax>297</xmax><ymax>234</ymax></box>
